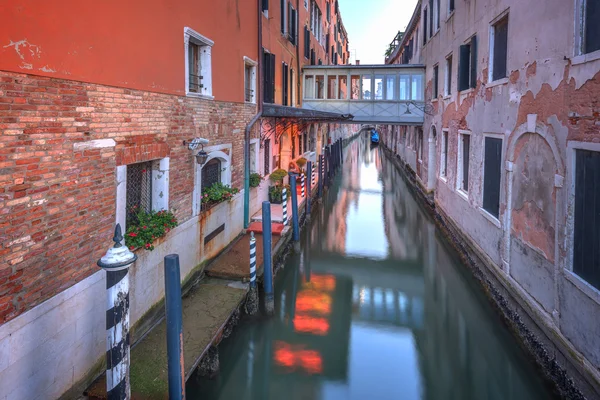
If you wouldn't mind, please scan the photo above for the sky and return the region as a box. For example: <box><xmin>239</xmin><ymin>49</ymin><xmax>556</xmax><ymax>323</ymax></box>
<box><xmin>338</xmin><ymin>0</ymin><xmax>419</xmax><ymax>65</ymax></box>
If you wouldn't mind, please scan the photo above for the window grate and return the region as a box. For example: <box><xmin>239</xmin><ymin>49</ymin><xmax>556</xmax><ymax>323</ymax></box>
<box><xmin>126</xmin><ymin>161</ymin><xmax>153</xmax><ymax>224</ymax></box>
<box><xmin>202</xmin><ymin>158</ymin><xmax>221</xmax><ymax>191</ymax></box>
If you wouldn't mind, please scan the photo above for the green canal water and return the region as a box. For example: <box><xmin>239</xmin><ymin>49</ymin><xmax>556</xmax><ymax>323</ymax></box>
<box><xmin>187</xmin><ymin>136</ymin><xmax>557</xmax><ymax>400</ymax></box>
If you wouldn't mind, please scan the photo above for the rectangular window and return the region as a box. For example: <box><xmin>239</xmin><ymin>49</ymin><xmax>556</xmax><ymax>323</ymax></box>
<box><xmin>185</xmin><ymin>28</ymin><xmax>214</xmax><ymax>97</ymax></box>
<box><xmin>288</xmin><ymin>5</ymin><xmax>297</xmax><ymax>44</ymax></box>
<box><xmin>264</xmin><ymin>139</ymin><xmax>271</xmax><ymax>175</ymax></box>
<box><xmin>362</xmin><ymin>76</ymin><xmax>372</xmax><ymax>99</ymax></box>
<box><xmin>262</xmin><ymin>50</ymin><xmax>276</xmax><ymax>103</ymax></box>
<box><xmin>573</xmin><ymin>149</ymin><xmax>600</xmax><ymax>290</ymax></box>
<box><xmin>304</xmin><ymin>75</ymin><xmax>315</xmax><ymax>99</ymax></box>
<box><xmin>339</xmin><ymin>75</ymin><xmax>348</xmax><ymax>99</ymax></box>
<box><xmin>282</xmin><ymin>63</ymin><xmax>289</xmax><ymax>105</ymax></box>
<box><xmin>445</xmin><ymin>55</ymin><xmax>452</xmax><ymax>95</ymax></box>
<box><xmin>126</xmin><ymin>161</ymin><xmax>153</xmax><ymax>223</ymax></box>
<box><xmin>441</xmin><ymin>130</ymin><xmax>448</xmax><ymax>178</ymax></box>
<box><xmin>202</xmin><ymin>158</ymin><xmax>222</xmax><ymax>191</ymax></box>
<box><xmin>418</xmin><ymin>129</ymin><xmax>424</xmax><ymax>161</ymax></box>
<box><xmin>457</xmin><ymin>132</ymin><xmax>471</xmax><ymax>193</ymax></box>
<box><xmin>411</xmin><ymin>74</ymin><xmax>423</xmax><ymax>100</ymax></box>
<box><xmin>399</xmin><ymin>74</ymin><xmax>410</xmax><ymax>100</ymax></box>
<box><xmin>435</xmin><ymin>0</ymin><xmax>440</xmax><ymax>30</ymax></box>
<box><xmin>491</xmin><ymin>16</ymin><xmax>508</xmax><ymax>81</ymax></box>
<box><xmin>262</xmin><ymin>0</ymin><xmax>269</xmax><ymax>12</ymax></box>
<box><xmin>385</xmin><ymin>75</ymin><xmax>396</xmax><ymax>100</ymax></box>
<box><xmin>327</xmin><ymin>75</ymin><xmax>337</xmax><ymax>99</ymax></box>
<box><xmin>584</xmin><ymin>0</ymin><xmax>600</xmax><ymax>54</ymax></box>
<box><xmin>458</xmin><ymin>36</ymin><xmax>477</xmax><ymax>91</ymax></box>
<box><xmin>281</xmin><ymin>0</ymin><xmax>286</xmax><ymax>35</ymax></box>
<box><xmin>423</xmin><ymin>8</ymin><xmax>428</xmax><ymax>44</ymax></box>
<box><xmin>244</xmin><ymin>61</ymin><xmax>256</xmax><ymax>103</ymax></box>
<box><xmin>433</xmin><ymin>65</ymin><xmax>439</xmax><ymax>98</ymax></box>
<box><xmin>326</xmin><ymin>1</ymin><xmax>330</xmax><ymax>21</ymax></box>
<box><xmin>291</xmin><ymin>68</ymin><xmax>296</xmax><ymax>106</ymax></box>
<box><xmin>350</xmin><ymin>75</ymin><xmax>360</xmax><ymax>99</ymax></box>
<box><xmin>315</xmin><ymin>75</ymin><xmax>325</xmax><ymax>99</ymax></box>
<box><xmin>449</xmin><ymin>0</ymin><xmax>455</xmax><ymax>13</ymax></box>
<box><xmin>429</xmin><ymin>0</ymin><xmax>434</xmax><ymax>37</ymax></box>
<box><xmin>374</xmin><ymin>75</ymin><xmax>384</xmax><ymax>100</ymax></box>
<box><xmin>310</xmin><ymin>48</ymin><xmax>316</xmax><ymax>65</ymax></box>
<box><xmin>483</xmin><ymin>137</ymin><xmax>502</xmax><ymax>218</ymax></box>
<box><xmin>304</xmin><ymin>27</ymin><xmax>310</xmax><ymax>59</ymax></box>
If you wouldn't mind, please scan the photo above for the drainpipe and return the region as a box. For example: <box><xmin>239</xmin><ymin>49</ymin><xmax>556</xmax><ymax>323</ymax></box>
<box><xmin>244</xmin><ymin>0</ymin><xmax>264</xmax><ymax>229</ymax></box>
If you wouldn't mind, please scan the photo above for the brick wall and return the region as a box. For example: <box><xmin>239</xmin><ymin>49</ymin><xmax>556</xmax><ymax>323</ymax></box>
<box><xmin>0</xmin><ymin>70</ymin><xmax>258</xmax><ymax>323</ymax></box>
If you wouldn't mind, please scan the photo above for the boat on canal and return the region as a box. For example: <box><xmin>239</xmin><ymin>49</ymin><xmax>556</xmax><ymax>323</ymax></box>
<box><xmin>370</xmin><ymin>129</ymin><xmax>380</xmax><ymax>145</ymax></box>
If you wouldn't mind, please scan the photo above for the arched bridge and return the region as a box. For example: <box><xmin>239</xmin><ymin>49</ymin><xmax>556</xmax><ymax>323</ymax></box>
<box><xmin>302</xmin><ymin>64</ymin><xmax>425</xmax><ymax>125</ymax></box>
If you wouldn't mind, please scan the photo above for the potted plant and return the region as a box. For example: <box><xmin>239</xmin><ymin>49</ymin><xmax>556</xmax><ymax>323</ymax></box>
<box><xmin>201</xmin><ymin>182</ymin><xmax>240</xmax><ymax>210</ymax></box>
<box><xmin>296</xmin><ymin>157</ymin><xmax>307</xmax><ymax>173</ymax></box>
<box><xmin>249</xmin><ymin>172</ymin><xmax>262</xmax><ymax>188</ymax></box>
<box><xmin>268</xmin><ymin>168</ymin><xmax>287</xmax><ymax>204</ymax></box>
<box><xmin>125</xmin><ymin>208</ymin><xmax>178</xmax><ymax>251</ymax></box>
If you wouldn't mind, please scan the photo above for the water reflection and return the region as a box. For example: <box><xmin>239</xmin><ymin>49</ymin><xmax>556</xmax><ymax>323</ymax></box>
<box><xmin>187</xmin><ymin>136</ymin><xmax>555</xmax><ymax>400</ymax></box>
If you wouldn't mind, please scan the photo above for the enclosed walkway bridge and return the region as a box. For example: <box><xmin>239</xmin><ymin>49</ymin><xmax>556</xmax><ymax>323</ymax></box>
<box><xmin>302</xmin><ymin>64</ymin><xmax>426</xmax><ymax>125</ymax></box>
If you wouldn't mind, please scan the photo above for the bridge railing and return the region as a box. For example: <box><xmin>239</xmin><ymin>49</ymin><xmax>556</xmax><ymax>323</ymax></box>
<box><xmin>302</xmin><ymin>65</ymin><xmax>425</xmax><ymax>125</ymax></box>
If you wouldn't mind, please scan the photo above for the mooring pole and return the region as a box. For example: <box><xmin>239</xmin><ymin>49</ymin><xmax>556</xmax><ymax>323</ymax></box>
<box><xmin>164</xmin><ymin>254</ymin><xmax>185</xmax><ymax>400</ymax></box>
<box><xmin>262</xmin><ymin>201</ymin><xmax>274</xmax><ymax>316</ymax></box>
<box><xmin>300</xmin><ymin>171</ymin><xmax>305</xmax><ymax>198</ymax></box>
<box><xmin>97</xmin><ymin>224</ymin><xmax>137</xmax><ymax>400</ymax></box>
<box><xmin>311</xmin><ymin>162</ymin><xmax>315</xmax><ymax>189</ymax></box>
<box><xmin>282</xmin><ymin>187</ymin><xmax>288</xmax><ymax>226</ymax></box>
<box><xmin>289</xmin><ymin>173</ymin><xmax>300</xmax><ymax>242</ymax></box>
<box><xmin>246</xmin><ymin>232</ymin><xmax>259</xmax><ymax>315</ymax></box>
<box><xmin>306</xmin><ymin>161</ymin><xmax>312</xmax><ymax>217</ymax></box>
<box><xmin>318</xmin><ymin>154</ymin><xmax>324</xmax><ymax>198</ymax></box>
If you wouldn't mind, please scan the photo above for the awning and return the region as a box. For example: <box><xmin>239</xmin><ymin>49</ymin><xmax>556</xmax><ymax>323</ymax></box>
<box><xmin>260</xmin><ymin>104</ymin><xmax>353</xmax><ymax>144</ymax></box>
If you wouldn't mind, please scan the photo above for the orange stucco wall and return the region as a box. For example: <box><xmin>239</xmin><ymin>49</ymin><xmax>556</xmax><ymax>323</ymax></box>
<box><xmin>0</xmin><ymin>0</ymin><xmax>258</xmax><ymax>103</ymax></box>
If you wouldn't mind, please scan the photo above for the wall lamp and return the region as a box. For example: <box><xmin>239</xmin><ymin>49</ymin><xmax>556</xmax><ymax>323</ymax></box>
<box><xmin>183</xmin><ymin>138</ymin><xmax>210</xmax><ymax>165</ymax></box>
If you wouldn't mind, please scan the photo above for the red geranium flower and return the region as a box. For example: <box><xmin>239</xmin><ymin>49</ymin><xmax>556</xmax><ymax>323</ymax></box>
<box><xmin>129</xmin><ymin>233</ymin><xmax>137</xmax><ymax>237</ymax></box>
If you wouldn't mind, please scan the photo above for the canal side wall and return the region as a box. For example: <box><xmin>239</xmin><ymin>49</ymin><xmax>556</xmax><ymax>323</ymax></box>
<box><xmin>380</xmin><ymin>145</ymin><xmax>598</xmax><ymax>399</ymax></box>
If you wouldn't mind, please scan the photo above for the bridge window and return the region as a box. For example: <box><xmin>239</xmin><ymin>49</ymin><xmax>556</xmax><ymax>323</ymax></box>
<box><xmin>374</xmin><ymin>75</ymin><xmax>384</xmax><ymax>100</ymax></box>
<box><xmin>399</xmin><ymin>74</ymin><xmax>410</xmax><ymax>100</ymax></box>
<box><xmin>361</xmin><ymin>76</ymin><xmax>372</xmax><ymax>99</ymax></box>
<box><xmin>411</xmin><ymin>74</ymin><xmax>423</xmax><ymax>100</ymax></box>
<box><xmin>350</xmin><ymin>75</ymin><xmax>360</xmax><ymax>99</ymax></box>
<box><xmin>327</xmin><ymin>76</ymin><xmax>338</xmax><ymax>99</ymax></box>
<box><xmin>385</xmin><ymin>75</ymin><xmax>396</xmax><ymax>100</ymax></box>
<box><xmin>339</xmin><ymin>75</ymin><xmax>348</xmax><ymax>99</ymax></box>
<box><xmin>304</xmin><ymin>75</ymin><xmax>315</xmax><ymax>99</ymax></box>
<box><xmin>315</xmin><ymin>75</ymin><xmax>325</xmax><ymax>99</ymax></box>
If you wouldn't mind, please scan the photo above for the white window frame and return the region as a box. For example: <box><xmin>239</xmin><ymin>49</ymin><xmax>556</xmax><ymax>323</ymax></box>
<box><xmin>244</xmin><ymin>56</ymin><xmax>257</xmax><ymax>103</ymax></box>
<box><xmin>440</xmin><ymin>129</ymin><xmax>449</xmax><ymax>181</ymax></box>
<box><xmin>574</xmin><ymin>0</ymin><xmax>600</xmax><ymax>63</ymax></box>
<box><xmin>564</xmin><ymin>141</ymin><xmax>600</xmax><ymax>303</ymax></box>
<box><xmin>184</xmin><ymin>27</ymin><xmax>214</xmax><ymax>99</ymax></box>
<box><xmin>456</xmin><ymin>130</ymin><xmax>471</xmax><ymax>199</ymax></box>
<box><xmin>444</xmin><ymin>53</ymin><xmax>452</xmax><ymax>97</ymax></box>
<box><xmin>488</xmin><ymin>10</ymin><xmax>509</xmax><ymax>84</ymax></box>
<box><xmin>193</xmin><ymin>143</ymin><xmax>233</xmax><ymax>216</ymax></box>
<box><xmin>116</xmin><ymin>158</ymin><xmax>170</xmax><ymax>232</ymax></box>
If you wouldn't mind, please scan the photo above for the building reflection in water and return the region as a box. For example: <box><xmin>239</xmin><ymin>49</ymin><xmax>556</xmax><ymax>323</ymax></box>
<box><xmin>187</xmin><ymin>135</ymin><xmax>555</xmax><ymax>400</ymax></box>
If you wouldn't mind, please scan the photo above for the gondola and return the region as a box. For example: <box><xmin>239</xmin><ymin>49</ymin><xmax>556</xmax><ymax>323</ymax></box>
<box><xmin>370</xmin><ymin>129</ymin><xmax>380</xmax><ymax>145</ymax></box>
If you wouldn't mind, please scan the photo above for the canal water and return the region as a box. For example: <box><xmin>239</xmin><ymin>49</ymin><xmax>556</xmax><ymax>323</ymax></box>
<box><xmin>187</xmin><ymin>136</ymin><xmax>557</xmax><ymax>400</ymax></box>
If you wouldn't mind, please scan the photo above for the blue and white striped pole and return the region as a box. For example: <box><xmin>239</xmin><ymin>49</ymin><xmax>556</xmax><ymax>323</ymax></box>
<box><xmin>306</xmin><ymin>161</ymin><xmax>312</xmax><ymax>217</ymax></box>
<box><xmin>301</xmin><ymin>172</ymin><xmax>305</xmax><ymax>198</ymax></box>
<box><xmin>311</xmin><ymin>163</ymin><xmax>316</xmax><ymax>188</ymax></box>
<box><xmin>246</xmin><ymin>232</ymin><xmax>259</xmax><ymax>315</ymax></box>
<box><xmin>97</xmin><ymin>224</ymin><xmax>137</xmax><ymax>400</ymax></box>
<box><xmin>282</xmin><ymin>188</ymin><xmax>288</xmax><ymax>226</ymax></box>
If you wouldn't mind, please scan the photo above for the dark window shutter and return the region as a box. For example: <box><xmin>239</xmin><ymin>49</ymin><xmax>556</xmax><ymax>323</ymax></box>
<box><xmin>326</xmin><ymin>33</ymin><xmax>330</xmax><ymax>52</ymax></box>
<box><xmin>443</xmin><ymin>132</ymin><xmax>448</xmax><ymax>175</ymax></box>
<box><xmin>270</xmin><ymin>54</ymin><xmax>276</xmax><ymax>103</ymax></box>
<box><xmin>462</xmin><ymin>135</ymin><xmax>470</xmax><ymax>191</ymax></box>
<box><xmin>493</xmin><ymin>19</ymin><xmax>508</xmax><ymax>80</ymax></box>
<box><xmin>264</xmin><ymin>139</ymin><xmax>271</xmax><ymax>175</ymax></box>
<box><xmin>281</xmin><ymin>0</ymin><xmax>285</xmax><ymax>34</ymax></box>
<box><xmin>429</xmin><ymin>0</ymin><xmax>434</xmax><ymax>37</ymax></box>
<box><xmin>585</xmin><ymin>0</ymin><xmax>600</xmax><ymax>53</ymax></box>
<box><xmin>458</xmin><ymin>44</ymin><xmax>470</xmax><ymax>91</ymax></box>
<box><xmin>291</xmin><ymin>8</ymin><xmax>297</xmax><ymax>44</ymax></box>
<box><xmin>262</xmin><ymin>0</ymin><xmax>269</xmax><ymax>12</ymax></box>
<box><xmin>311</xmin><ymin>48</ymin><xmax>315</xmax><ymax>65</ymax></box>
<box><xmin>304</xmin><ymin>27</ymin><xmax>310</xmax><ymax>58</ymax></box>
<box><xmin>423</xmin><ymin>9</ymin><xmax>428</xmax><ymax>44</ymax></box>
<box><xmin>262</xmin><ymin>49</ymin><xmax>271</xmax><ymax>103</ymax></box>
<box><xmin>483</xmin><ymin>137</ymin><xmax>502</xmax><ymax>218</ymax></box>
<box><xmin>282</xmin><ymin>63</ymin><xmax>287</xmax><ymax>105</ymax></box>
<box><xmin>449</xmin><ymin>0</ymin><xmax>455</xmax><ymax>11</ymax></box>
<box><xmin>433</xmin><ymin>65</ymin><xmax>439</xmax><ymax>98</ymax></box>
<box><xmin>470</xmin><ymin>35</ymin><xmax>477</xmax><ymax>88</ymax></box>
<box><xmin>318</xmin><ymin>58</ymin><xmax>322</xmax><ymax>65</ymax></box>
<box><xmin>573</xmin><ymin>149</ymin><xmax>600</xmax><ymax>290</ymax></box>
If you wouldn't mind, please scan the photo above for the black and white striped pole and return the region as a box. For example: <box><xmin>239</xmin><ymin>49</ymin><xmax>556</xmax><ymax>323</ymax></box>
<box><xmin>301</xmin><ymin>172</ymin><xmax>305</xmax><ymax>198</ymax></box>
<box><xmin>245</xmin><ymin>232</ymin><xmax>259</xmax><ymax>315</ymax></box>
<box><xmin>282</xmin><ymin>187</ymin><xmax>288</xmax><ymax>226</ymax></box>
<box><xmin>97</xmin><ymin>224</ymin><xmax>137</xmax><ymax>400</ymax></box>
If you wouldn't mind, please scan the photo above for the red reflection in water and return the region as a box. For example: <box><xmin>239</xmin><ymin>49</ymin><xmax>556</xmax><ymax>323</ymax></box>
<box><xmin>293</xmin><ymin>315</ymin><xmax>330</xmax><ymax>336</ymax></box>
<box><xmin>295</xmin><ymin>291</ymin><xmax>332</xmax><ymax>315</ymax></box>
<box><xmin>304</xmin><ymin>274</ymin><xmax>336</xmax><ymax>291</ymax></box>
<box><xmin>274</xmin><ymin>341</ymin><xmax>323</xmax><ymax>374</ymax></box>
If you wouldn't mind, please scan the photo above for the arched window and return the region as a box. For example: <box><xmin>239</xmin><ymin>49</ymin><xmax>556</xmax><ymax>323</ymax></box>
<box><xmin>202</xmin><ymin>158</ymin><xmax>221</xmax><ymax>190</ymax></box>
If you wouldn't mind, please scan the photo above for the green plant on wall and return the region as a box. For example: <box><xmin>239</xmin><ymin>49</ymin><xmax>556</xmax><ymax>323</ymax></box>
<box><xmin>201</xmin><ymin>182</ymin><xmax>240</xmax><ymax>205</ymax></box>
<box><xmin>269</xmin><ymin>168</ymin><xmax>287</xmax><ymax>185</ymax></box>
<box><xmin>125</xmin><ymin>208</ymin><xmax>178</xmax><ymax>251</ymax></box>
<box><xmin>249</xmin><ymin>172</ymin><xmax>262</xmax><ymax>188</ymax></box>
